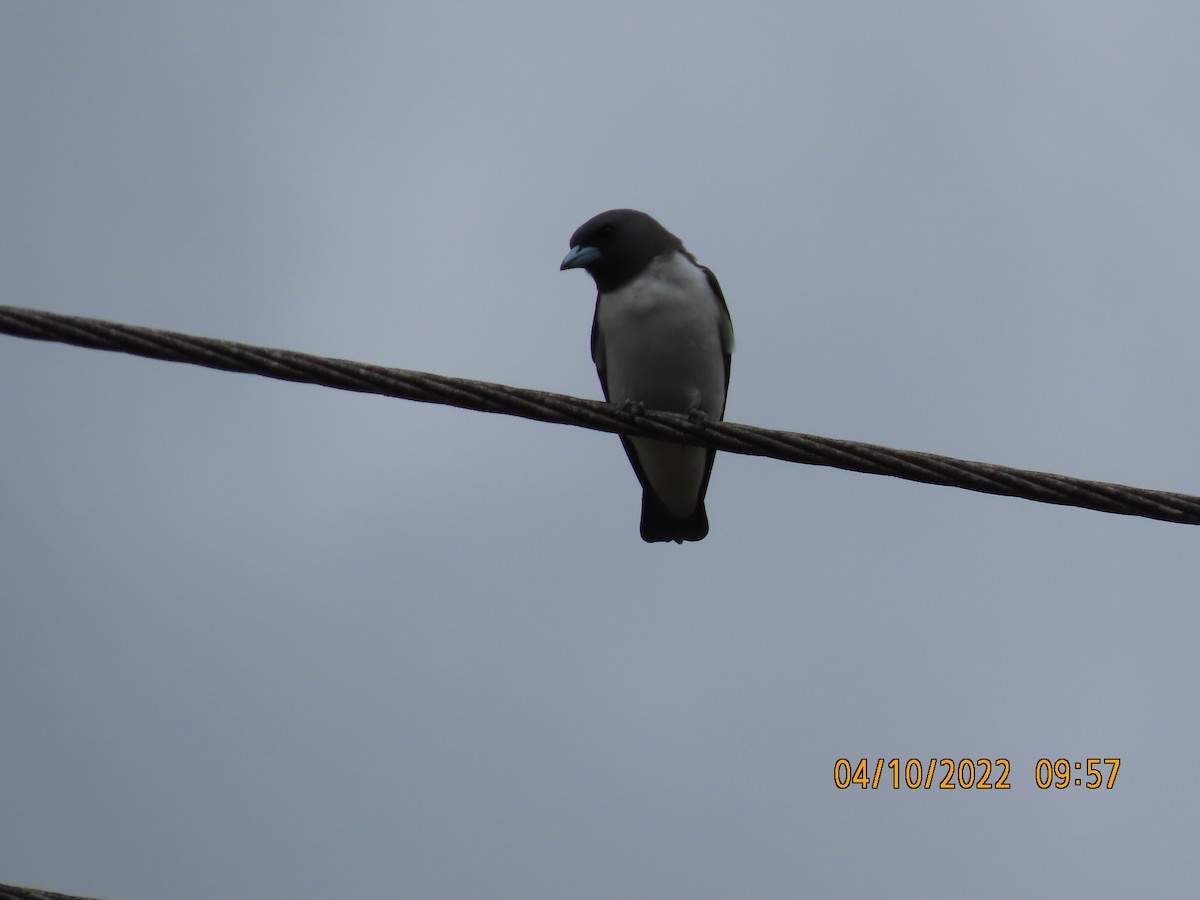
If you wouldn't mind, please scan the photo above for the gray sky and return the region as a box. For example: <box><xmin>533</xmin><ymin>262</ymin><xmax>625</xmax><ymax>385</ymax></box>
<box><xmin>3</xmin><ymin>3</ymin><xmax>1199</xmax><ymax>897</ymax></box>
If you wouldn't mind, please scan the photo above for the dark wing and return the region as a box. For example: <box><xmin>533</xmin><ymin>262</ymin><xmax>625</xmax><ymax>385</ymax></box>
<box><xmin>590</xmin><ymin>293</ymin><xmax>610</xmax><ymax>401</ymax></box>
<box><xmin>702</xmin><ymin>266</ymin><xmax>734</xmax><ymax>413</ymax></box>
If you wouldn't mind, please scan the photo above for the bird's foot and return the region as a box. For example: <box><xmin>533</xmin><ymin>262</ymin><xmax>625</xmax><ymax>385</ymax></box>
<box><xmin>687</xmin><ymin>408</ymin><xmax>710</xmax><ymax>427</ymax></box>
<box><xmin>620</xmin><ymin>399</ymin><xmax>646</xmax><ymax>419</ymax></box>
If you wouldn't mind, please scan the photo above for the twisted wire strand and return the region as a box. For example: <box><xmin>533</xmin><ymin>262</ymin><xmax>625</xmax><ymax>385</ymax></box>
<box><xmin>2</xmin><ymin>303</ymin><xmax>1197</xmax><ymax>526</ymax></box>
<box><xmin>0</xmin><ymin>884</ymin><xmax>104</xmax><ymax>900</ymax></box>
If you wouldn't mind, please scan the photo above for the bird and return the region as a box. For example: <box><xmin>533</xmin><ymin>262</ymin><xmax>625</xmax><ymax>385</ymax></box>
<box><xmin>560</xmin><ymin>209</ymin><xmax>734</xmax><ymax>543</ymax></box>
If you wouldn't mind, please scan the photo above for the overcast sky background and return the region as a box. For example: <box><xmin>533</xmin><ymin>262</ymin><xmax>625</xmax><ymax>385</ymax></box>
<box><xmin>3</xmin><ymin>3</ymin><xmax>1199</xmax><ymax>898</ymax></box>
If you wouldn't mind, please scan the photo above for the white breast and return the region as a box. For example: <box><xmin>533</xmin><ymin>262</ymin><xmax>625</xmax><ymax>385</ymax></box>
<box><xmin>595</xmin><ymin>251</ymin><xmax>730</xmax><ymax>418</ymax></box>
<box><xmin>594</xmin><ymin>252</ymin><xmax>733</xmax><ymax>516</ymax></box>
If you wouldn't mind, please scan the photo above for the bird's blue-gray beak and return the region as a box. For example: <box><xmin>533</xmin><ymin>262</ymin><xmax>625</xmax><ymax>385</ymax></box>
<box><xmin>560</xmin><ymin>245</ymin><xmax>602</xmax><ymax>270</ymax></box>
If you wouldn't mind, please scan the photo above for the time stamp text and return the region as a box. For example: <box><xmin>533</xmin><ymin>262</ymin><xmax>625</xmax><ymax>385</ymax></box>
<box><xmin>834</xmin><ymin>758</ymin><xmax>1121</xmax><ymax>790</ymax></box>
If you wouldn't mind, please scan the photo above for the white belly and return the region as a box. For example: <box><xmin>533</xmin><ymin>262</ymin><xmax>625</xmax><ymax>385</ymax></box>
<box><xmin>595</xmin><ymin>252</ymin><xmax>731</xmax><ymax>516</ymax></box>
<box><xmin>596</xmin><ymin>252</ymin><xmax>728</xmax><ymax>418</ymax></box>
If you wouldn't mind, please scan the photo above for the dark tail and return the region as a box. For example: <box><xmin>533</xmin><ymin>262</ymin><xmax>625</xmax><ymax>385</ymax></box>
<box><xmin>639</xmin><ymin>490</ymin><xmax>709</xmax><ymax>543</ymax></box>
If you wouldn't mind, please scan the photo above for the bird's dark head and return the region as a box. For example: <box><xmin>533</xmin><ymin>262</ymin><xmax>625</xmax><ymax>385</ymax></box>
<box><xmin>560</xmin><ymin>208</ymin><xmax>682</xmax><ymax>293</ymax></box>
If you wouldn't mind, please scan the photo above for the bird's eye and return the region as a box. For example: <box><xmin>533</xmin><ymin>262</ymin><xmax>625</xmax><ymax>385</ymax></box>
<box><xmin>600</xmin><ymin>224</ymin><xmax>615</xmax><ymax>238</ymax></box>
